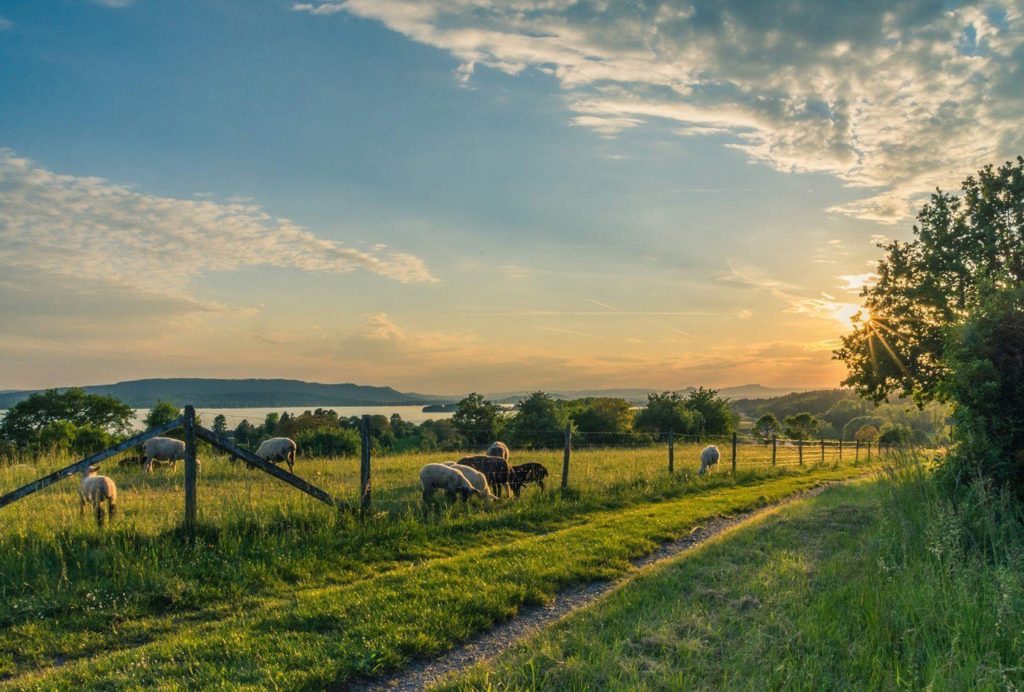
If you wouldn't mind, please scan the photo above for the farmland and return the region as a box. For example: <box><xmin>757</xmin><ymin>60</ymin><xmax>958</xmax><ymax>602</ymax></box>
<box><xmin>442</xmin><ymin>463</ymin><xmax>1024</xmax><ymax>690</ymax></box>
<box><xmin>0</xmin><ymin>446</ymin><xmax>870</xmax><ymax>688</ymax></box>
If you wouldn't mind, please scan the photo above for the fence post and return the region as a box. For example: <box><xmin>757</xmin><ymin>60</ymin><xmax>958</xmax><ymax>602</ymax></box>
<box><xmin>771</xmin><ymin>434</ymin><xmax>777</xmax><ymax>466</ymax></box>
<box><xmin>839</xmin><ymin>438</ymin><xmax>843</xmax><ymax>462</ymax></box>
<box><xmin>867</xmin><ymin>440</ymin><xmax>872</xmax><ymax>461</ymax></box>
<box><xmin>731</xmin><ymin>432</ymin><xmax>737</xmax><ymax>474</ymax></box>
<box><xmin>668</xmin><ymin>430</ymin><xmax>674</xmax><ymax>474</ymax></box>
<box><xmin>561</xmin><ymin>424</ymin><xmax>572</xmax><ymax>490</ymax></box>
<box><xmin>183</xmin><ymin>405</ymin><xmax>197</xmax><ymax>529</ymax></box>
<box><xmin>855</xmin><ymin>440</ymin><xmax>860</xmax><ymax>463</ymax></box>
<box><xmin>798</xmin><ymin>434</ymin><xmax>803</xmax><ymax>466</ymax></box>
<box><xmin>359</xmin><ymin>415</ymin><xmax>372</xmax><ymax>514</ymax></box>
<box><xmin>820</xmin><ymin>438</ymin><xmax>825</xmax><ymax>465</ymax></box>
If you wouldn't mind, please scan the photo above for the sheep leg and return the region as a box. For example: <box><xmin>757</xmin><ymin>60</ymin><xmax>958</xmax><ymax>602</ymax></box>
<box><xmin>538</xmin><ymin>479</ymin><xmax>545</xmax><ymax>491</ymax></box>
<box><xmin>95</xmin><ymin>503</ymin><xmax>104</xmax><ymax>527</ymax></box>
<box><xmin>108</xmin><ymin>500</ymin><xmax>116</xmax><ymax>520</ymax></box>
<box><xmin>79</xmin><ymin>497</ymin><xmax>86</xmax><ymax>518</ymax></box>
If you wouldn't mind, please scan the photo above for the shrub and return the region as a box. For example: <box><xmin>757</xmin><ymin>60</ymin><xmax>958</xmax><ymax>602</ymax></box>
<box><xmin>941</xmin><ymin>288</ymin><xmax>1024</xmax><ymax>496</ymax></box>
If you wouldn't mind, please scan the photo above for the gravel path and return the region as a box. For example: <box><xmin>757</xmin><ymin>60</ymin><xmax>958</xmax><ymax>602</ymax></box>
<box><xmin>352</xmin><ymin>482</ymin><xmax>835</xmax><ymax>692</ymax></box>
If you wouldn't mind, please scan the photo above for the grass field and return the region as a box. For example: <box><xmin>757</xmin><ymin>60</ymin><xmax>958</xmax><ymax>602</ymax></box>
<box><xmin>443</xmin><ymin>462</ymin><xmax>1024</xmax><ymax>690</ymax></box>
<box><xmin>0</xmin><ymin>445</ymin><xmax>872</xmax><ymax>688</ymax></box>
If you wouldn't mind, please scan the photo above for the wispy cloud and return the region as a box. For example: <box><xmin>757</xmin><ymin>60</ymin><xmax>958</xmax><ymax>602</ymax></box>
<box><xmin>0</xmin><ymin>16</ymin><xmax>13</xmax><ymax>31</ymax></box>
<box><xmin>295</xmin><ymin>0</ymin><xmax>1024</xmax><ymax>223</ymax></box>
<box><xmin>0</xmin><ymin>149</ymin><xmax>437</xmax><ymax>305</ymax></box>
<box><xmin>725</xmin><ymin>260</ymin><xmax>860</xmax><ymax>327</ymax></box>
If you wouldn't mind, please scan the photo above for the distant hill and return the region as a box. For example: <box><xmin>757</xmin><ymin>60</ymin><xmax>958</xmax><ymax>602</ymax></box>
<box><xmin>731</xmin><ymin>389</ymin><xmax>855</xmax><ymax>421</ymax></box>
<box><xmin>0</xmin><ymin>378</ymin><xmax>448</xmax><ymax>409</ymax></box>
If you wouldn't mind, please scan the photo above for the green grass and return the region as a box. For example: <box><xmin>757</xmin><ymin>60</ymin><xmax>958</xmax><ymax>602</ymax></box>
<box><xmin>0</xmin><ymin>445</ymin><xmax>869</xmax><ymax>688</ymax></box>
<box><xmin>442</xmin><ymin>462</ymin><xmax>1024</xmax><ymax>690</ymax></box>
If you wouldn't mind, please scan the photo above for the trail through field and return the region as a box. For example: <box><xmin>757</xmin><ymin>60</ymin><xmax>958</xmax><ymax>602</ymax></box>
<box><xmin>354</xmin><ymin>481</ymin><xmax>842</xmax><ymax>691</ymax></box>
<box><xmin>4</xmin><ymin>466</ymin><xmax>870</xmax><ymax>689</ymax></box>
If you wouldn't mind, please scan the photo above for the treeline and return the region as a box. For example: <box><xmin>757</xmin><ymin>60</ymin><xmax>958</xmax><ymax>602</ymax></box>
<box><xmin>734</xmin><ymin>389</ymin><xmax>950</xmax><ymax>445</ymax></box>
<box><xmin>0</xmin><ymin>387</ymin><xmax>738</xmax><ymax>461</ymax></box>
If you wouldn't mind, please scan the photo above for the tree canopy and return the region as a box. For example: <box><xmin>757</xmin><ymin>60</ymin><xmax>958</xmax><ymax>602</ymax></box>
<box><xmin>836</xmin><ymin>157</ymin><xmax>1024</xmax><ymax>404</ymax></box>
<box><xmin>0</xmin><ymin>388</ymin><xmax>134</xmax><ymax>450</ymax></box>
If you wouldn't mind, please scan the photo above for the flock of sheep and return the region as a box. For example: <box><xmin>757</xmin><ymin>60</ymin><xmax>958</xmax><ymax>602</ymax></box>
<box><xmin>419</xmin><ymin>441</ymin><xmax>550</xmax><ymax>504</ymax></box>
<box><xmin>77</xmin><ymin>435</ymin><xmax>720</xmax><ymax>525</ymax></box>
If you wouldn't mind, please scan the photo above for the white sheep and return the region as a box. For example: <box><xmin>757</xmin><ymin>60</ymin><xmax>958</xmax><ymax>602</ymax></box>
<box><xmin>79</xmin><ymin>466</ymin><xmax>117</xmax><ymax>526</ymax></box>
<box><xmin>699</xmin><ymin>445</ymin><xmax>720</xmax><ymax>476</ymax></box>
<box><xmin>141</xmin><ymin>436</ymin><xmax>200</xmax><ymax>473</ymax></box>
<box><xmin>256</xmin><ymin>437</ymin><xmax>298</xmax><ymax>473</ymax></box>
<box><xmin>486</xmin><ymin>441</ymin><xmax>510</xmax><ymax>461</ymax></box>
<box><xmin>443</xmin><ymin>462</ymin><xmax>497</xmax><ymax>500</ymax></box>
<box><xmin>419</xmin><ymin>463</ymin><xmax>480</xmax><ymax>503</ymax></box>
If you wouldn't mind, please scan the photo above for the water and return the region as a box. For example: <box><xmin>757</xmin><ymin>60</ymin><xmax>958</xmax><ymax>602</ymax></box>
<box><xmin>131</xmin><ymin>405</ymin><xmax>453</xmax><ymax>430</ymax></box>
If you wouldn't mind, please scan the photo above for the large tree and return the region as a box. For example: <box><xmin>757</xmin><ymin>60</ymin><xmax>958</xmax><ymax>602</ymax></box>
<box><xmin>452</xmin><ymin>392</ymin><xmax>504</xmax><ymax>446</ymax></box>
<box><xmin>0</xmin><ymin>388</ymin><xmax>134</xmax><ymax>449</ymax></box>
<box><xmin>835</xmin><ymin>157</ymin><xmax>1024</xmax><ymax>404</ymax></box>
<box><xmin>505</xmin><ymin>391</ymin><xmax>565</xmax><ymax>448</ymax></box>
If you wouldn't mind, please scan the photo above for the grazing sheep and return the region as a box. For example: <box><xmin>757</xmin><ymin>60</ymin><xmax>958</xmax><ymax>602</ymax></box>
<box><xmin>486</xmin><ymin>441</ymin><xmax>510</xmax><ymax>461</ymax></box>
<box><xmin>141</xmin><ymin>437</ymin><xmax>200</xmax><ymax>473</ymax></box>
<box><xmin>443</xmin><ymin>462</ymin><xmax>497</xmax><ymax>500</ymax></box>
<box><xmin>509</xmin><ymin>462</ymin><xmax>549</xmax><ymax>497</ymax></box>
<box><xmin>256</xmin><ymin>437</ymin><xmax>298</xmax><ymax>473</ymax></box>
<box><xmin>117</xmin><ymin>455</ymin><xmax>145</xmax><ymax>470</ymax></box>
<box><xmin>419</xmin><ymin>463</ymin><xmax>480</xmax><ymax>503</ymax></box>
<box><xmin>457</xmin><ymin>455</ymin><xmax>513</xmax><ymax>497</ymax></box>
<box><xmin>699</xmin><ymin>445</ymin><xmax>720</xmax><ymax>476</ymax></box>
<box><xmin>79</xmin><ymin>466</ymin><xmax>117</xmax><ymax>526</ymax></box>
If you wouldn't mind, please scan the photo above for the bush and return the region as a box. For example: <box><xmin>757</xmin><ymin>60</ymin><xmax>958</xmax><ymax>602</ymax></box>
<box><xmin>941</xmin><ymin>288</ymin><xmax>1024</xmax><ymax>496</ymax></box>
<box><xmin>294</xmin><ymin>428</ymin><xmax>360</xmax><ymax>458</ymax></box>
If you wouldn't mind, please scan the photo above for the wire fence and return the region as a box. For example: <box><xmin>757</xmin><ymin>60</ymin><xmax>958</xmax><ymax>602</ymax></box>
<box><xmin>0</xmin><ymin>411</ymin><xmax>910</xmax><ymax>530</ymax></box>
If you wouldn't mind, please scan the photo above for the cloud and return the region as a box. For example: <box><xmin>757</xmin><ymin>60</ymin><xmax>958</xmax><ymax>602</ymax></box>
<box><xmin>837</xmin><ymin>272</ymin><xmax>878</xmax><ymax>294</ymax></box>
<box><xmin>92</xmin><ymin>0</ymin><xmax>135</xmax><ymax>7</ymax></box>
<box><xmin>0</xmin><ymin>149</ymin><xmax>437</xmax><ymax>310</ymax></box>
<box><xmin>0</xmin><ymin>16</ymin><xmax>13</xmax><ymax>31</ymax></box>
<box><xmin>725</xmin><ymin>260</ymin><xmax>861</xmax><ymax>327</ymax></box>
<box><xmin>295</xmin><ymin>0</ymin><xmax>1024</xmax><ymax>223</ymax></box>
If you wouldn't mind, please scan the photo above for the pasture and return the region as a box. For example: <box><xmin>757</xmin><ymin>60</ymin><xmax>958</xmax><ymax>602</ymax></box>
<box><xmin>443</xmin><ymin>463</ymin><xmax>1024</xmax><ymax>690</ymax></box>
<box><xmin>0</xmin><ymin>445</ymin><xmax>872</xmax><ymax>688</ymax></box>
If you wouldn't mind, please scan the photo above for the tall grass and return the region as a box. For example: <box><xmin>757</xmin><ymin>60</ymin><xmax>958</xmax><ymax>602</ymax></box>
<box><xmin>443</xmin><ymin>454</ymin><xmax>1024</xmax><ymax>689</ymax></box>
<box><xmin>0</xmin><ymin>446</ymin><xmax>867</xmax><ymax>684</ymax></box>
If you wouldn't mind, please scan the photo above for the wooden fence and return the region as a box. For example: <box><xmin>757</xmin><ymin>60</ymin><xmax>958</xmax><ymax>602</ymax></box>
<box><xmin>0</xmin><ymin>405</ymin><xmax>343</xmax><ymax>528</ymax></box>
<box><xmin>0</xmin><ymin>409</ymin><xmax>898</xmax><ymax>523</ymax></box>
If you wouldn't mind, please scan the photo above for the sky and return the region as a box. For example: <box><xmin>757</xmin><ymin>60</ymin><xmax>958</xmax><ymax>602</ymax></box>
<box><xmin>1</xmin><ymin>0</ymin><xmax>1022</xmax><ymax>394</ymax></box>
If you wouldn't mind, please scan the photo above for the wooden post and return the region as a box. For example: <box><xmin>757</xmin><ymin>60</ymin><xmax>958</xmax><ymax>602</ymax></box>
<box><xmin>820</xmin><ymin>438</ymin><xmax>825</xmax><ymax>465</ymax></box>
<box><xmin>867</xmin><ymin>440</ymin><xmax>872</xmax><ymax>461</ymax></box>
<box><xmin>183</xmin><ymin>405</ymin><xmax>197</xmax><ymax>529</ymax></box>
<box><xmin>855</xmin><ymin>440</ymin><xmax>860</xmax><ymax>463</ymax></box>
<box><xmin>359</xmin><ymin>415</ymin><xmax>372</xmax><ymax>514</ymax></box>
<box><xmin>798</xmin><ymin>434</ymin><xmax>803</xmax><ymax>466</ymax></box>
<box><xmin>668</xmin><ymin>430</ymin><xmax>675</xmax><ymax>474</ymax></box>
<box><xmin>561</xmin><ymin>424</ymin><xmax>571</xmax><ymax>490</ymax></box>
<box><xmin>771</xmin><ymin>434</ymin><xmax>777</xmax><ymax>466</ymax></box>
<box><xmin>839</xmin><ymin>438</ymin><xmax>843</xmax><ymax>462</ymax></box>
<box><xmin>731</xmin><ymin>432</ymin><xmax>737</xmax><ymax>474</ymax></box>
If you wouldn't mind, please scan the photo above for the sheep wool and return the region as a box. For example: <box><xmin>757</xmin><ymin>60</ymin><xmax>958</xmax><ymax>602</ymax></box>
<box><xmin>419</xmin><ymin>463</ymin><xmax>479</xmax><ymax>503</ymax></box>
<box><xmin>699</xmin><ymin>445</ymin><xmax>720</xmax><ymax>476</ymax></box>
<box><xmin>256</xmin><ymin>437</ymin><xmax>298</xmax><ymax>472</ymax></box>
<box><xmin>79</xmin><ymin>466</ymin><xmax>117</xmax><ymax>526</ymax></box>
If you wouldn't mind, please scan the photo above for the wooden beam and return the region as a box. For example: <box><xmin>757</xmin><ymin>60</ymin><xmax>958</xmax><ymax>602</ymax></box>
<box><xmin>0</xmin><ymin>416</ymin><xmax>186</xmax><ymax>511</ymax></box>
<box><xmin>183</xmin><ymin>405</ymin><xmax>198</xmax><ymax>528</ymax></box>
<box><xmin>194</xmin><ymin>426</ymin><xmax>341</xmax><ymax>509</ymax></box>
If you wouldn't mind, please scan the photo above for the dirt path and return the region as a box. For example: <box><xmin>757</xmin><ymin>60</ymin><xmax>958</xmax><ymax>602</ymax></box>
<box><xmin>354</xmin><ymin>481</ymin><xmax>839</xmax><ymax>691</ymax></box>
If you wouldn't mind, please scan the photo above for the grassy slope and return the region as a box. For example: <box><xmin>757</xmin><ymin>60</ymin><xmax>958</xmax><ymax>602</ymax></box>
<box><xmin>2</xmin><ymin>464</ymin><xmax>867</xmax><ymax>689</ymax></box>
<box><xmin>444</xmin><ymin>470</ymin><xmax>1024</xmax><ymax>690</ymax></box>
